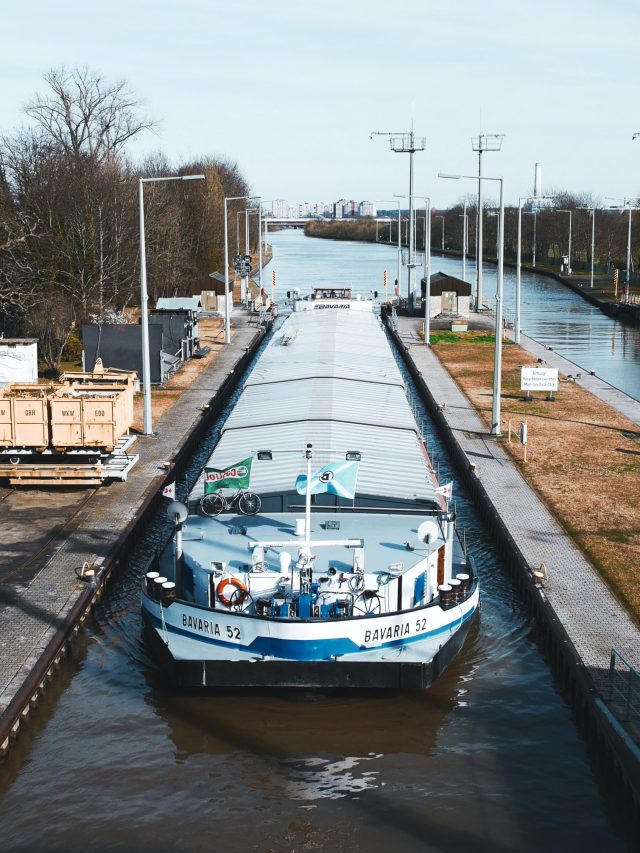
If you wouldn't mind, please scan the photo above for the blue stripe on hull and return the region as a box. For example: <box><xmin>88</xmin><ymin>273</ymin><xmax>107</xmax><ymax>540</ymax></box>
<box><xmin>144</xmin><ymin>601</ymin><xmax>477</xmax><ymax>661</ymax></box>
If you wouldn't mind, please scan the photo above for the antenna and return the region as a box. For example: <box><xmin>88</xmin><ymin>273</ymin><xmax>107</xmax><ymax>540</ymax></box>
<box><xmin>470</xmin><ymin>132</ymin><xmax>505</xmax><ymax>311</ymax></box>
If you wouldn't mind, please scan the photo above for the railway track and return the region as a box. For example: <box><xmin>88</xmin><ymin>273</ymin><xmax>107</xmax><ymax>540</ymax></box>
<box><xmin>0</xmin><ymin>487</ymin><xmax>97</xmax><ymax>590</ymax></box>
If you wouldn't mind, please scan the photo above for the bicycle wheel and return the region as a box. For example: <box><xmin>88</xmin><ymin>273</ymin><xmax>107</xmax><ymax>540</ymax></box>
<box><xmin>200</xmin><ymin>493</ymin><xmax>225</xmax><ymax>517</ymax></box>
<box><xmin>237</xmin><ymin>491</ymin><xmax>261</xmax><ymax>515</ymax></box>
<box><xmin>353</xmin><ymin>592</ymin><xmax>382</xmax><ymax>616</ymax></box>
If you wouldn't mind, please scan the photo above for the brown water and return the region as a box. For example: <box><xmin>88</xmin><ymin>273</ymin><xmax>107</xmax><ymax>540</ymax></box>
<box><xmin>0</xmin><ymin>234</ymin><xmax>637</xmax><ymax>851</ymax></box>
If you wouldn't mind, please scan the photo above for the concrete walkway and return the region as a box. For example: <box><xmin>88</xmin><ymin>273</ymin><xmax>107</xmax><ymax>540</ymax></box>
<box><xmin>0</xmin><ymin>315</ymin><xmax>264</xmax><ymax>727</ymax></box>
<box><xmin>396</xmin><ymin>317</ymin><xmax>640</xmax><ymax>703</ymax></box>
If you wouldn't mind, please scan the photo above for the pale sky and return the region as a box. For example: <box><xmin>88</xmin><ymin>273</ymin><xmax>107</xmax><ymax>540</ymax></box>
<box><xmin>3</xmin><ymin>0</ymin><xmax>639</xmax><ymax>207</ymax></box>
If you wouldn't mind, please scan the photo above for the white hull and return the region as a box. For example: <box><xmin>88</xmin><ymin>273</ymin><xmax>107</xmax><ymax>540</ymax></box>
<box><xmin>143</xmin><ymin>583</ymin><xmax>479</xmax><ymax>664</ymax></box>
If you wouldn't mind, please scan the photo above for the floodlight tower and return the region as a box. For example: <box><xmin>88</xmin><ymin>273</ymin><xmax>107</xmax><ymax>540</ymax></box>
<box><xmin>471</xmin><ymin>133</ymin><xmax>505</xmax><ymax>310</ymax></box>
<box><xmin>371</xmin><ymin>128</ymin><xmax>426</xmax><ymax>301</ymax></box>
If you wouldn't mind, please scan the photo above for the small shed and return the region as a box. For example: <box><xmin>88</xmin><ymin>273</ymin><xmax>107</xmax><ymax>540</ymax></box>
<box><xmin>204</xmin><ymin>272</ymin><xmax>233</xmax><ymax>315</ymax></box>
<box><xmin>82</xmin><ymin>324</ymin><xmax>165</xmax><ymax>384</ymax></box>
<box><xmin>420</xmin><ymin>272</ymin><xmax>471</xmax><ymax>318</ymax></box>
<box><xmin>0</xmin><ymin>339</ymin><xmax>38</xmax><ymax>386</ymax></box>
<box><xmin>149</xmin><ymin>308</ymin><xmax>199</xmax><ymax>361</ymax></box>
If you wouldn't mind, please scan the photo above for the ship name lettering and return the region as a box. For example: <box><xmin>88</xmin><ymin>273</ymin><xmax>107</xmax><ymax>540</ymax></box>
<box><xmin>182</xmin><ymin>614</ymin><xmax>221</xmax><ymax>636</ymax></box>
<box><xmin>363</xmin><ymin>623</ymin><xmax>411</xmax><ymax>644</ymax></box>
<box><xmin>313</xmin><ymin>304</ymin><xmax>350</xmax><ymax>310</ymax></box>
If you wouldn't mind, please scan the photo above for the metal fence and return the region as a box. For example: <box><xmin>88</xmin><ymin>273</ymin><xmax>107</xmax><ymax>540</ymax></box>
<box><xmin>608</xmin><ymin>648</ymin><xmax>640</xmax><ymax>721</ymax></box>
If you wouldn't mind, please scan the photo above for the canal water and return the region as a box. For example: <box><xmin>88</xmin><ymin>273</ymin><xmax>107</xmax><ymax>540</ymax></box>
<box><xmin>266</xmin><ymin>228</ymin><xmax>640</xmax><ymax>402</ymax></box>
<box><xmin>0</xmin><ymin>231</ymin><xmax>636</xmax><ymax>852</ymax></box>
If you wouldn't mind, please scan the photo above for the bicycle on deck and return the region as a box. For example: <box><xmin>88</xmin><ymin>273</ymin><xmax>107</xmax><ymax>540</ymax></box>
<box><xmin>199</xmin><ymin>488</ymin><xmax>261</xmax><ymax>517</ymax></box>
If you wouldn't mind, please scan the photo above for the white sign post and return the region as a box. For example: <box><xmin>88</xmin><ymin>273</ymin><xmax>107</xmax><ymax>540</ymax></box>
<box><xmin>520</xmin><ymin>420</ymin><xmax>528</xmax><ymax>462</ymax></box>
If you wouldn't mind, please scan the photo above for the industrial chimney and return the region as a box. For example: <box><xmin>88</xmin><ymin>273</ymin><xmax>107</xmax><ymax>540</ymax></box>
<box><xmin>533</xmin><ymin>163</ymin><xmax>542</xmax><ymax>199</ymax></box>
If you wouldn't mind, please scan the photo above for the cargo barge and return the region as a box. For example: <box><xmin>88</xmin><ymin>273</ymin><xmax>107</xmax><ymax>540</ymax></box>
<box><xmin>142</xmin><ymin>289</ymin><xmax>479</xmax><ymax>688</ymax></box>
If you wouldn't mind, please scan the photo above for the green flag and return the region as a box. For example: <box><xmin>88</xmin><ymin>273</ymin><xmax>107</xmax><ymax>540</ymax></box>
<box><xmin>204</xmin><ymin>458</ymin><xmax>252</xmax><ymax>493</ymax></box>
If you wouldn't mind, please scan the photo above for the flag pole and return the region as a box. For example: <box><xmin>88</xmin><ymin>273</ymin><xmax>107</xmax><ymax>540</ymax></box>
<box><xmin>305</xmin><ymin>443</ymin><xmax>312</xmax><ymax>546</ymax></box>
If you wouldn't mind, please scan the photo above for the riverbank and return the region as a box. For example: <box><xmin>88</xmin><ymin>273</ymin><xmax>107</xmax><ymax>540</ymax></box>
<box><xmin>305</xmin><ymin>220</ymin><xmax>640</xmax><ymax>326</ymax></box>
<box><xmin>0</xmin><ymin>310</ymin><xmax>270</xmax><ymax>756</ymax></box>
<box><xmin>389</xmin><ymin>314</ymin><xmax>640</xmax><ymax>810</ymax></box>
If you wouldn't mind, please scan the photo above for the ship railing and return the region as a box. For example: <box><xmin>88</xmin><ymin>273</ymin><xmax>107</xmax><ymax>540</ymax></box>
<box><xmin>608</xmin><ymin>648</ymin><xmax>640</xmax><ymax>722</ymax></box>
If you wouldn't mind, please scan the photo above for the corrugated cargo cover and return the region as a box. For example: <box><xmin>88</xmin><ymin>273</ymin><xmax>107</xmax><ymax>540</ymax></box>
<box><xmin>193</xmin><ymin>308</ymin><xmax>437</xmax><ymax>503</ymax></box>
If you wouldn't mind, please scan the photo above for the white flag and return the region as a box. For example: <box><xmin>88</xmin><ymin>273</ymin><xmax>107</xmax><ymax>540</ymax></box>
<box><xmin>435</xmin><ymin>481</ymin><xmax>453</xmax><ymax>500</ymax></box>
<box><xmin>162</xmin><ymin>482</ymin><xmax>176</xmax><ymax>499</ymax></box>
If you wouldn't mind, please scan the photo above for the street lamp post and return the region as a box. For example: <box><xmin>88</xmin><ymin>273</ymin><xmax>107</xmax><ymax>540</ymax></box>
<box><xmin>373</xmin><ymin>199</ymin><xmax>402</xmax><ymax>299</ymax></box>
<box><xmin>245</xmin><ymin>207</ymin><xmax>257</xmax><ymax>303</ymax></box>
<box><xmin>244</xmin><ymin>204</ymin><xmax>265</xmax><ymax>302</ymax></box>
<box><xmin>517</xmin><ymin>196</ymin><xmax>551</xmax><ymax>343</ymax></box>
<box><xmin>626</xmin><ymin>203</ymin><xmax>633</xmax><ymax>299</ymax></box>
<box><xmin>224</xmin><ymin>194</ymin><xmax>257</xmax><ymax>344</ymax></box>
<box><xmin>472</xmin><ymin>133</ymin><xmax>505</xmax><ymax>311</ymax></box>
<box><xmin>439</xmin><ymin>172</ymin><xmax>504</xmax><ymax>435</ymax></box>
<box><xmin>424</xmin><ymin>198</ymin><xmax>432</xmax><ymax>345</ymax></box>
<box><xmin>396</xmin><ymin>193</ymin><xmax>431</xmax><ymax>318</ymax></box>
<box><xmin>607</xmin><ymin>197</ymin><xmax>637</xmax><ymax>300</ymax></box>
<box><xmin>557</xmin><ymin>209</ymin><xmax>572</xmax><ymax>274</ymax></box>
<box><xmin>577</xmin><ymin>207</ymin><xmax>596</xmax><ymax>289</ymax></box>
<box><xmin>236</xmin><ymin>210</ymin><xmax>244</xmax><ymax>255</ymax></box>
<box><xmin>139</xmin><ymin>173</ymin><xmax>205</xmax><ymax>435</ymax></box>
<box><xmin>590</xmin><ymin>208</ymin><xmax>595</xmax><ymax>289</ymax></box>
<box><xmin>434</xmin><ymin>215</ymin><xmax>444</xmax><ymax>251</ymax></box>
<box><xmin>399</xmin><ymin>194</ymin><xmax>432</xmax><ymax>342</ymax></box>
<box><xmin>516</xmin><ymin>200</ymin><xmax>523</xmax><ymax>344</ymax></box>
<box><xmin>459</xmin><ymin>201</ymin><xmax>468</xmax><ymax>283</ymax></box>
<box><xmin>258</xmin><ymin>203</ymin><xmax>263</xmax><ymax>297</ymax></box>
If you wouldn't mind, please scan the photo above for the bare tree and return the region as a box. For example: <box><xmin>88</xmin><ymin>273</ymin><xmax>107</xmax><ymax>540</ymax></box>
<box><xmin>0</xmin><ymin>68</ymin><xmax>252</xmax><ymax>344</ymax></box>
<box><xmin>25</xmin><ymin>66</ymin><xmax>156</xmax><ymax>164</ymax></box>
<box><xmin>0</xmin><ymin>212</ymin><xmax>44</xmax><ymax>316</ymax></box>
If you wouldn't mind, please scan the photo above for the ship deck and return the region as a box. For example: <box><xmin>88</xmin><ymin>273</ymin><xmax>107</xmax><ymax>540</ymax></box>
<box><xmin>181</xmin><ymin>509</ymin><xmax>449</xmax><ymax>577</ymax></box>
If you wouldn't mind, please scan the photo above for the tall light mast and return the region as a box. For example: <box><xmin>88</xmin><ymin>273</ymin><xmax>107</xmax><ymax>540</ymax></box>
<box><xmin>371</xmin><ymin>128</ymin><xmax>426</xmax><ymax>302</ymax></box>
<box><xmin>532</xmin><ymin>162</ymin><xmax>542</xmax><ymax>267</ymax></box>
<box><xmin>471</xmin><ymin>133</ymin><xmax>504</xmax><ymax>310</ymax></box>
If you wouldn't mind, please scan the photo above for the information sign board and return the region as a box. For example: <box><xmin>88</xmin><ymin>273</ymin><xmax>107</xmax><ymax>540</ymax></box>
<box><xmin>521</xmin><ymin>367</ymin><xmax>558</xmax><ymax>392</ymax></box>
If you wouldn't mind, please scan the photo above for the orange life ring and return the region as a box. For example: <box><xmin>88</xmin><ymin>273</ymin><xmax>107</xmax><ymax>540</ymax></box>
<box><xmin>216</xmin><ymin>576</ymin><xmax>248</xmax><ymax>607</ymax></box>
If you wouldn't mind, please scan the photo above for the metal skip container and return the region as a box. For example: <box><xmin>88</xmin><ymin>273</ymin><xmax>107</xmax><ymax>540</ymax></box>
<box><xmin>0</xmin><ymin>386</ymin><xmax>49</xmax><ymax>450</ymax></box>
<box><xmin>50</xmin><ymin>385</ymin><xmax>130</xmax><ymax>452</ymax></box>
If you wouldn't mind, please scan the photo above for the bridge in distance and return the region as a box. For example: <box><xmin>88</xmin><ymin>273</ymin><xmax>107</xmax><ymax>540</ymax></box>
<box><xmin>263</xmin><ymin>216</ymin><xmax>393</xmax><ymax>229</ymax></box>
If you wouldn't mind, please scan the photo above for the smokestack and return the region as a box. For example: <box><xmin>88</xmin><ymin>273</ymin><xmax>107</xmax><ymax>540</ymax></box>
<box><xmin>534</xmin><ymin>163</ymin><xmax>542</xmax><ymax>199</ymax></box>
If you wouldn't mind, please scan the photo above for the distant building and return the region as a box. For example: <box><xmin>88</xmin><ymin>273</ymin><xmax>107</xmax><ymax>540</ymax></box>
<box><xmin>272</xmin><ymin>199</ymin><xmax>289</xmax><ymax>218</ymax></box>
<box><xmin>333</xmin><ymin>199</ymin><xmax>346</xmax><ymax>219</ymax></box>
<box><xmin>342</xmin><ymin>200</ymin><xmax>357</xmax><ymax>218</ymax></box>
<box><xmin>359</xmin><ymin>201</ymin><xmax>376</xmax><ymax>217</ymax></box>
